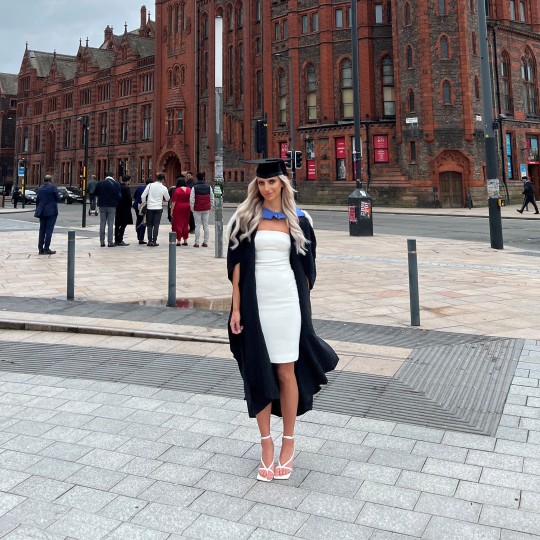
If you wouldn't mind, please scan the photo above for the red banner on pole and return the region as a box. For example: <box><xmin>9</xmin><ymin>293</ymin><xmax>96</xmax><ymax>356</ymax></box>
<box><xmin>335</xmin><ymin>137</ymin><xmax>346</xmax><ymax>159</ymax></box>
<box><xmin>307</xmin><ymin>160</ymin><xmax>316</xmax><ymax>180</ymax></box>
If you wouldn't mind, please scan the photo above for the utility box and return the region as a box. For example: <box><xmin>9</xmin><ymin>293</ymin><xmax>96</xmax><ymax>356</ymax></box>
<box><xmin>348</xmin><ymin>188</ymin><xmax>373</xmax><ymax>236</ymax></box>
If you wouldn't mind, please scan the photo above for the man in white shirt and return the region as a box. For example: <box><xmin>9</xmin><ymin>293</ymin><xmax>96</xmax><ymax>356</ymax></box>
<box><xmin>141</xmin><ymin>172</ymin><xmax>170</xmax><ymax>246</ymax></box>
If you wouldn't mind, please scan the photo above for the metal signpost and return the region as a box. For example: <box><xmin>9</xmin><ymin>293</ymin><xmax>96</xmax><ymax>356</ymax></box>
<box><xmin>214</xmin><ymin>15</ymin><xmax>224</xmax><ymax>258</ymax></box>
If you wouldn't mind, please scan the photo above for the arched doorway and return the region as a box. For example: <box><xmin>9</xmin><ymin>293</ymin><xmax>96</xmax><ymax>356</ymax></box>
<box><xmin>439</xmin><ymin>172</ymin><xmax>463</xmax><ymax>208</ymax></box>
<box><xmin>434</xmin><ymin>150</ymin><xmax>471</xmax><ymax>208</ymax></box>
<box><xmin>160</xmin><ymin>152</ymin><xmax>182</xmax><ymax>186</ymax></box>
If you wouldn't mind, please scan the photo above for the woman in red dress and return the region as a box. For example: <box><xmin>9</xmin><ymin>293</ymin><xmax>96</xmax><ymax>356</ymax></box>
<box><xmin>171</xmin><ymin>177</ymin><xmax>192</xmax><ymax>246</ymax></box>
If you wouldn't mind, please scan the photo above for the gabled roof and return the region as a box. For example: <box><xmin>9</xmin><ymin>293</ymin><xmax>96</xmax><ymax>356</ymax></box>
<box><xmin>0</xmin><ymin>73</ymin><xmax>18</xmax><ymax>96</ymax></box>
<box><xmin>124</xmin><ymin>34</ymin><xmax>155</xmax><ymax>59</ymax></box>
<box><xmin>26</xmin><ymin>50</ymin><xmax>75</xmax><ymax>78</ymax></box>
<box><xmin>82</xmin><ymin>48</ymin><xmax>116</xmax><ymax>71</ymax></box>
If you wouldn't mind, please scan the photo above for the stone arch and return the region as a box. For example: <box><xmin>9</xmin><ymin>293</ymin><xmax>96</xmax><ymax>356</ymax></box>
<box><xmin>159</xmin><ymin>151</ymin><xmax>183</xmax><ymax>185</ymax></box>
<box><xmin>433</xmin><ymin>150</ymin><xmax>471</xmax><ymax>208</ymax></box>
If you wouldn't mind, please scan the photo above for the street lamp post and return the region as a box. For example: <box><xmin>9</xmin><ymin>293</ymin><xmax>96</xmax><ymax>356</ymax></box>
<box><xmin>274</xmin><ymin>53</ymin><xmax>296</xmax><ymax>193</ymax></box>
<box><xmin>477</xmin><ymin>0</ymin><xmax>503</xmax><ymax>249</ymax></box>
<box><xmin>348</xmin><ymin>0</ymin><xmax>373</xmax><ymax>236</ymax></box>
<box><xmin>78</xmin><ymin>116</ymin><xmax>89</xmax><ymax>228</ymax></box>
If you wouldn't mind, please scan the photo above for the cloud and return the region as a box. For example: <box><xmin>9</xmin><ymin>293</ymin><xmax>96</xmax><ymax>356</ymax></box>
<box><xmin>0</xmin><ymin>0</ymin><xmax>143</xmax><ymax>74</ymax></box>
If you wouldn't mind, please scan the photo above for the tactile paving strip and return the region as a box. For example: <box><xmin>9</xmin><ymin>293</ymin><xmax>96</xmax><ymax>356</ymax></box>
<box><xmin>0</xmin><ymin>336</ymin><xmax>523</xmax><ymax>436</ymax></box>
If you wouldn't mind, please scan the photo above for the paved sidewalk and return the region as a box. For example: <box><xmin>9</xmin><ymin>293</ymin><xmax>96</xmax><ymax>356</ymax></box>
<box><xmin>1</xmin><ymin>206</ymin><xmax>540</xmax><ymax>538</ymax></box>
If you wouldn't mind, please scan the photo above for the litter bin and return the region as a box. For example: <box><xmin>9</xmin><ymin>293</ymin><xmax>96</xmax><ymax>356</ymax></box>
<box><xmin>348</xmin><ymin>188</ymin><xmax>373</xmax><ymax>236</ymax></box>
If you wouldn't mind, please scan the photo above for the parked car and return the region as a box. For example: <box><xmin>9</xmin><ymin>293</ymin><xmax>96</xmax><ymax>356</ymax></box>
<box><xmin>12</xmin><ymin>189</ymin><xmax>37</xmax><ymax>205</ymax></box>
<box><xmin>58</xmin><ymin>186</ymin><xmax>84</xmax><ymax>204</ymax></box>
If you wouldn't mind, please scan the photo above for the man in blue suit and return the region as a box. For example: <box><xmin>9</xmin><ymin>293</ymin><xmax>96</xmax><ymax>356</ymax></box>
<box><xmin>35</xmin><ymin>175</ymin><xmax>61</xmax><ymax>255</ymax></box>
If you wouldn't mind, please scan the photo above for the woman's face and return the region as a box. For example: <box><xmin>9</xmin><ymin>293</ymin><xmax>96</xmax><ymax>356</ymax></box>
<box><xmin>257</xmin><ymin>176</ymin><xmax>283</xmax><ymax>202</ymax></box>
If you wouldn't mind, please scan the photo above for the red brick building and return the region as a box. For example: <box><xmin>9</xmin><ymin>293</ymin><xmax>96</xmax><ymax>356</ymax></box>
<box><xmin>15</xmin><ymin>6</ymin><xmax>156</xmax><ymax>186</ymax></box>
<box><xmin>0</xmin><ymin>73</ymin><xmax>17</xmax><ymax>192</ymax></box>
<box><xmin>154</xmin><ymin>0</ymin><xmax>539</xmax><ymax>206</ymax></box>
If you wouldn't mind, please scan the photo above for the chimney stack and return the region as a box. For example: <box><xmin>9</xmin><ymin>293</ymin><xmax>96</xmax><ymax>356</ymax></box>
<box><xmin>104</xmin><ymin>25</ymin><xmax>113</xmax><ymax>43</ymax></box>
<box><xmin>141</xmin><ymin>5</ymin><xmax>147</xmax><ymax>29</ymax></box>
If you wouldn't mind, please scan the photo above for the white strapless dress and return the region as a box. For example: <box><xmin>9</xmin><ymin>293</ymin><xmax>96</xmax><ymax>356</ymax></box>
<box><xmin>255</xmin><ymin>231</ymin><xmax>301</xmax><ymax>363</ymax></box>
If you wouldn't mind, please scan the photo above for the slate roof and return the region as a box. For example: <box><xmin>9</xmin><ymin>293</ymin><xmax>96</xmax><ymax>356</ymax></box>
<box><xmin>0</xmin><ymin>73</ymin><xmax>18</xmax><ymax>96</ymax></box>
<box><xmin>27</xmin><ymin>50</ymin><xmax>75</xmax><ymax>78</ymax></box>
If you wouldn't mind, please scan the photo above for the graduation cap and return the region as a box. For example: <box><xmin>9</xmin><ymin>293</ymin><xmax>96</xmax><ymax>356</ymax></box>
<box><xmin>244</xmin><ymin>158</ymin><xmax>288</xmax><ymax>179</ymax></box>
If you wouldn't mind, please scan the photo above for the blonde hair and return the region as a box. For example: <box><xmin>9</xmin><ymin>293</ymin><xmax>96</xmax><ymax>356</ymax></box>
<box><xmin>228</xmin><ymin>174</ymin><xmax>308</xmax><ymax>254</ymax></box>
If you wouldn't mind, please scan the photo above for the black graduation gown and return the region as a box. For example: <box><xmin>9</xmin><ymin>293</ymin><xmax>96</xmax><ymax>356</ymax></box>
<box><xmin>227</xmin><ymin>215</ymin><xmax>339</xmax><ymax>418</ymax></box>
<box><xmin>116</xmin><ymin>184</ymin><xmax>134</xmax><ymax>226</ymax></box>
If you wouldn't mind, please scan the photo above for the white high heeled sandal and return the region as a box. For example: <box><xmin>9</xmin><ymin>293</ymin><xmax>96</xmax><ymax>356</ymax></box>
<box><xmin>256</xmin><ymin>434</ymin><xmax>275</xmax><ymax>482</ymax></box>
<box><xmin>274</xmin><ymin>435</ymin><xmax>295</xmax><ymax>480</ymax></box>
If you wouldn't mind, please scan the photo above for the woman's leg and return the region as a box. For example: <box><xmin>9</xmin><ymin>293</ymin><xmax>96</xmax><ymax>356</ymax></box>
<box><xmin>255</xmin><ymin>403</ymin><xmax>274</xmax><ymax>479</ymax></box>
<box><xmin>275</xmin><ymin>362</ymin><xmax>298</xmax><ymax>476</ymax></box>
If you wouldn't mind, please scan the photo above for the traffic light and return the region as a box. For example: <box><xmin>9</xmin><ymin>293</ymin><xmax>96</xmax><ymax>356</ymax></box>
<box><xmin>285</xmin><ymin>150</ymin><xmax>293</xmax><ymax>169</ymax></box>
<box><xmin>255</xmin><ymin>119</ymin><xmax>267</xmax><ymax>154</ymax></box>
<box><xmin>294</xmin><ymin>151</ymin><xmax>303</xmax><ymax>169</ymax></box>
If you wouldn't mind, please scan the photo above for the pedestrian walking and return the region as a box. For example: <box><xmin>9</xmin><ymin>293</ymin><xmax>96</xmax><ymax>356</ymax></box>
<box><xmin>94</xmin><ymin>172</ymin><xmax>121</xmax><ymax>247</ymax></box>
<box><xmin>114</xmin><ymin>175</ymin><xmax>133</xmax><ymax>246</ymax></box>
<box><xmin>87</xmin><ymin>174</ymin><xmax>98</xmax><ymax>215</ymax></box>
<box><xmin>517</xmin><ymin>177</ymin><xmax>539</xmax><ymax>214</ymax></box>
<box><xmin>35</xmin><ymin>175</ymin><xmax>61</xmax><ymax>255</ymax></box>
<box><xmin>141</xmin><ymin>172</ymin><xmax>170</xmax><ymax>246</ymax></box>
<box><xmin>186</xmin><ymin>171</ymin><xmax>195</xmax><ymax>233</ymax></box>
<box><xmin>190</xmin><ymin>172</ymin><xmax>214</xmax><ymax>247</ymax></box>
<box><xmin>171</xmin><ymin>176</ymin><xmax>191</xmax><ymax>246</ymax></box>
<box><xmin>133</xmin><ymin>178</ymin><xmax>152</xmax><ymax>244</ymax></box>
<box><xmin>12</xmin><ymin>186</ymin><xmax>21</xmax><ymax>208</ymax></box>
<box><xmin>227</xmin><ymin>158</ymin><xmax>339</xmax><ymax>482</ymax></box>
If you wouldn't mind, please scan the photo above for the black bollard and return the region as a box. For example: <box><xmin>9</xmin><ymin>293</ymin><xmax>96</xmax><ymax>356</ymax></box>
<box><xmin>407</xmin><ymin>238</ymin><xmax>420</xmax><ymax>326</ymax></box>
<box><xmin>167</xmin><ymin>231</ymin><xmax>177</xmax><ymax>307</ymax></box>
<box><xmin>67</xmin><ymin>231</ymin><xmax>75</xmax><ymax>300</ymax></box>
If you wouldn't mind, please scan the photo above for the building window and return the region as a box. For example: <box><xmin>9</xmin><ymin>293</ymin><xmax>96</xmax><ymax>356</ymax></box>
<box><xmin>278</xmin><ymin>69</ymin><xmax>287</xmax><ymax>125</ymax></box>
<box><xmin>63</xmin><ymin>119</ymin><xmax>71</xmax><ymax>149</ymax></box>
<box><xmin>35</xmin><ymin>101</ymin><xmax>42</xmax><ymax>115</ymax></box>
<box><xmin>119</xmin><ymin>78</ymin><xmax>131</xmax><ymax>97</ymax></box>
<box><xmin>80</xmin><ymin>88</ymin><xmax>92</xmax><ymax>106</ymax></box>
<box><xmin>256</xmin><ymin>71</ymin><xmax>263</xmax><ymax>110</ymax></box>
<box><xmin>239</xmin><ymin>43</ymin><xmax>244</xmax><ymax>99</ymax></box>
<box><xmin>99</xmin><ymin>112</ymin><xmax>108</xmax><ymax>145</ymax></box>
<box><xmin>506</xmin><ymin>133</ymin><xmax>514</xmax><ymax>179</ymax></box>
<box><xmin>404</xmin><ymin>2</ymin><xmax>411</xmax><ymax>25</ymax></box>
<box><xmin>439</xmin><ymin>0</ymin><xmax>446</xmax><ymax>15</ymax></box>
<box><xmin>312</xmin><ymin>13</ymin><xmax>319</xmax><ymax>32</ymax></box>
<box><xmin>408</xmin><ymin>89</ymin><xmax>415</xmax><ymax>111</ymax></box>
<box><xmin>406</xmin><ymin>46</ymin><xmax>413</xmax><ymax>68</ymax></box>
<box><xmin>283</xmin><ymin>19</ymin><xmax>288</xmax><ymax>39</ymax></box>
<box><xmin>98</xmin><ymin>84</ymin><xmax>111</xmax><ymax>102</ymax></box>
<box><xmin>166</xmin><ymin>110</ymin><xmax>174</xmax><ymax>134</ymax></box>
<box><xmin>472</xmin><ymin>32</ymin><xmax>478</xmax><ymax>55</ymax></box>
<box><xmin>520</xmin><ymin>1</ymin><xmax>526</xmax><ymax>21</ymax></box>
<box><xmin>442</xmin><ymin>80</ymin><xmax>452</xmax><ymax>104</ymax></box>
<box><xmin>440</xmin><ymin>35</ymin><xmax>449</xmax><ymax>59</ymax></box>
<box><xmin>180</xmin><ymin>66</ymin><xmax>185</xmax><ymax>85</ymax></box>
<box><xmin>375</xmin><ymin>4</ymin><xmax>383</xmax><ymax>24</ymax></box>
<box><xmin>522</xmin><ymin>53</ymin><xmax>537</xmax><ymax>116</ymax></box>
<box><xmin>255</xmin><ymin>0</ymin><xmax>261</xmax><ymax>22</ymax></box>
<box><xmin>501</xmin><ymin>52</ymin><xmax>513</xmax><ymax>114</ymax></box>
<box><xmin>410</xmin><ymin>141</ymin><xmax>417</xmax><ymax>162</ymax></box>
<box><xmin>256</xmin><ymin>36</ymin><xmax>262</xmax><ymax>54</ymax></box>
<box><xmin>23</xmin><ymin>127</ymin><xmax>29</xmax><ymax>152</ymax></box>
<box><xmin>228</xmin><ymin>47</ymin><xmax>233</xmax><ymax>99</ymax></box>
<box><xmin>227</xmin><ymin>6</ymin><xmax>233</xmax><ymax>30</ymax></box>
<box><xmin>510</xmin><ymin>1</ymin><xmax>516</xmax><ymax>20</ymax></box>
<box><xmin>306</xmin><ymin>64</ymin><xmax>317</xmax><ymax>121</ymax></box>
<box><xmin>176</xmin><ymin>110</ymin><xmax>183</xmax><ymax>133</ymax></box>
<box><xmin>341</xmin><ymin>59</ymin><xmax>354</xmax><ymax>119</ymax></box>
<box><xmin>474</xmin><ymin>76</ymin><xmax>480</xmax><ymax>99</ymax></box>
<box><xmin>382</xmin><ymin>56</ymin><xmax>395</xmax><ymax>117</ymax></box>
<box><xmin>302</xmin><ymin>15</ymin><xmax>308</xmax><ymax>33</ymax></box>
<box><xmin>173</xmin><ymin>66</ymin><xmax>180</xmax><ymax>86</ymax></box>
<box><xmin>275</xmin><ymin>22</ymin><xmax>280</xmax><ymax>40</ymax></box>
<box><xmin>33</xmin><ymin>127</ymin><xmax>40</xmax><ymax>151</ymax></box>
<box><xmin>335</xmin><ymin>9</ymin><xmax>343</xmax><ymax>28</ymax></box>
<box><xmin>142</xmin><ymin>105</ymin><xmax>152</xmax><ymax>140</ymax></box>
<box><xmin>48</xmin><ymin>97</ymin><xmax>57</xmax><ymax>113</ymax></box>
<box><xmin>63</xmin><ymin>93</ymin><xmax>73</xmax><ymax>109</ymax></box>
<box><xmin>238</xmin><ymin>3</ymin><xmax>244</xmax><ymax>27</ymax></box>
<box><xmin>526</xmin><ymin>135</ymin><xmax>539</xmax><ymax>161</ymax></box>
<box><xmin>119</xmin><ymin>108</ymin><xmax>129</xmax><ymax>142</ymax></box>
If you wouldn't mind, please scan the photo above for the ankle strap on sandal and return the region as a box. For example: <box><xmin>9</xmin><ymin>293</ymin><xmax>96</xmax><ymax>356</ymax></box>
<box><xmin>261</xmin><ymin>434</ymin><xmax>272</xmax><ymax>440</ymax></box>
<box><xmin>283</xmin><ymin>435</ymin><xmax>294</xmax><ymax>440</ymax></box>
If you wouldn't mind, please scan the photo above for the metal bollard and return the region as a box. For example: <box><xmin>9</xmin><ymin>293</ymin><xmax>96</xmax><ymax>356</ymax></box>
<box><xmin>167</xmin><ymin>231</ymin><xmax>177</xmax><ymax>307</ymax></box>
<box><xmin>67</xmin><ymin>230</ymin><xmax>75</xmax><ymax>300</ymax></box>
<box><xmin>407</xmin><ymin>238</ymin><xmax>420</xmax><ymax>326</ymax></box>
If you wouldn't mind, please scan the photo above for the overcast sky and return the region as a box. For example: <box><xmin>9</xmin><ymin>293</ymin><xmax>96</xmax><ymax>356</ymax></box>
<box><xmin>0</xmin><ymin>0</ymin><xmax>145</xmax><ymax>74</ymax></box>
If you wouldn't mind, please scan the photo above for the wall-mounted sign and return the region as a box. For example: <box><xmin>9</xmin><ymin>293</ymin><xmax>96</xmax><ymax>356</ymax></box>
<box><xmin>373</xmin><ymin>135</ymin><xmax>389</xmax><ymax>163</ymax></box>
<box><xmin>280</xmin><ymin>142</ymin><xmax>288</xmax><ymax>159</ymax></box>
<box><xmin>335</xmin><ymin>137</ymin><xmax>346</xmax><ymax>159</ymax></box>
<box><xmin>307</xmin><ymin>160</ymin><xmax>316</xmax><ymax>180</ymax></box>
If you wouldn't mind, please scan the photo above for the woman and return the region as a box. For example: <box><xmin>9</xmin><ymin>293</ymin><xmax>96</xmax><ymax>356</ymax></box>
<box><xmin>227</xmin><ymin>158</ymin><xmax>338</xmax><ymax>482</ymax></box>
<box><xmin>170</xmin><ymin>177</ymin><xmax>192</xmax><ymax>245</ymax></box>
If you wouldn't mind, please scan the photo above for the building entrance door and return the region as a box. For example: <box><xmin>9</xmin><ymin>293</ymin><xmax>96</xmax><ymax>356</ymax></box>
<box><xmin>528</xmin><ymin>164</ymin><xmax>540</xmax><ymax>199</ymax></box>
<box><xmin>439</xmin><ymin>172</ymin><xmax>463</xmax><ymax>208</ymax></box>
